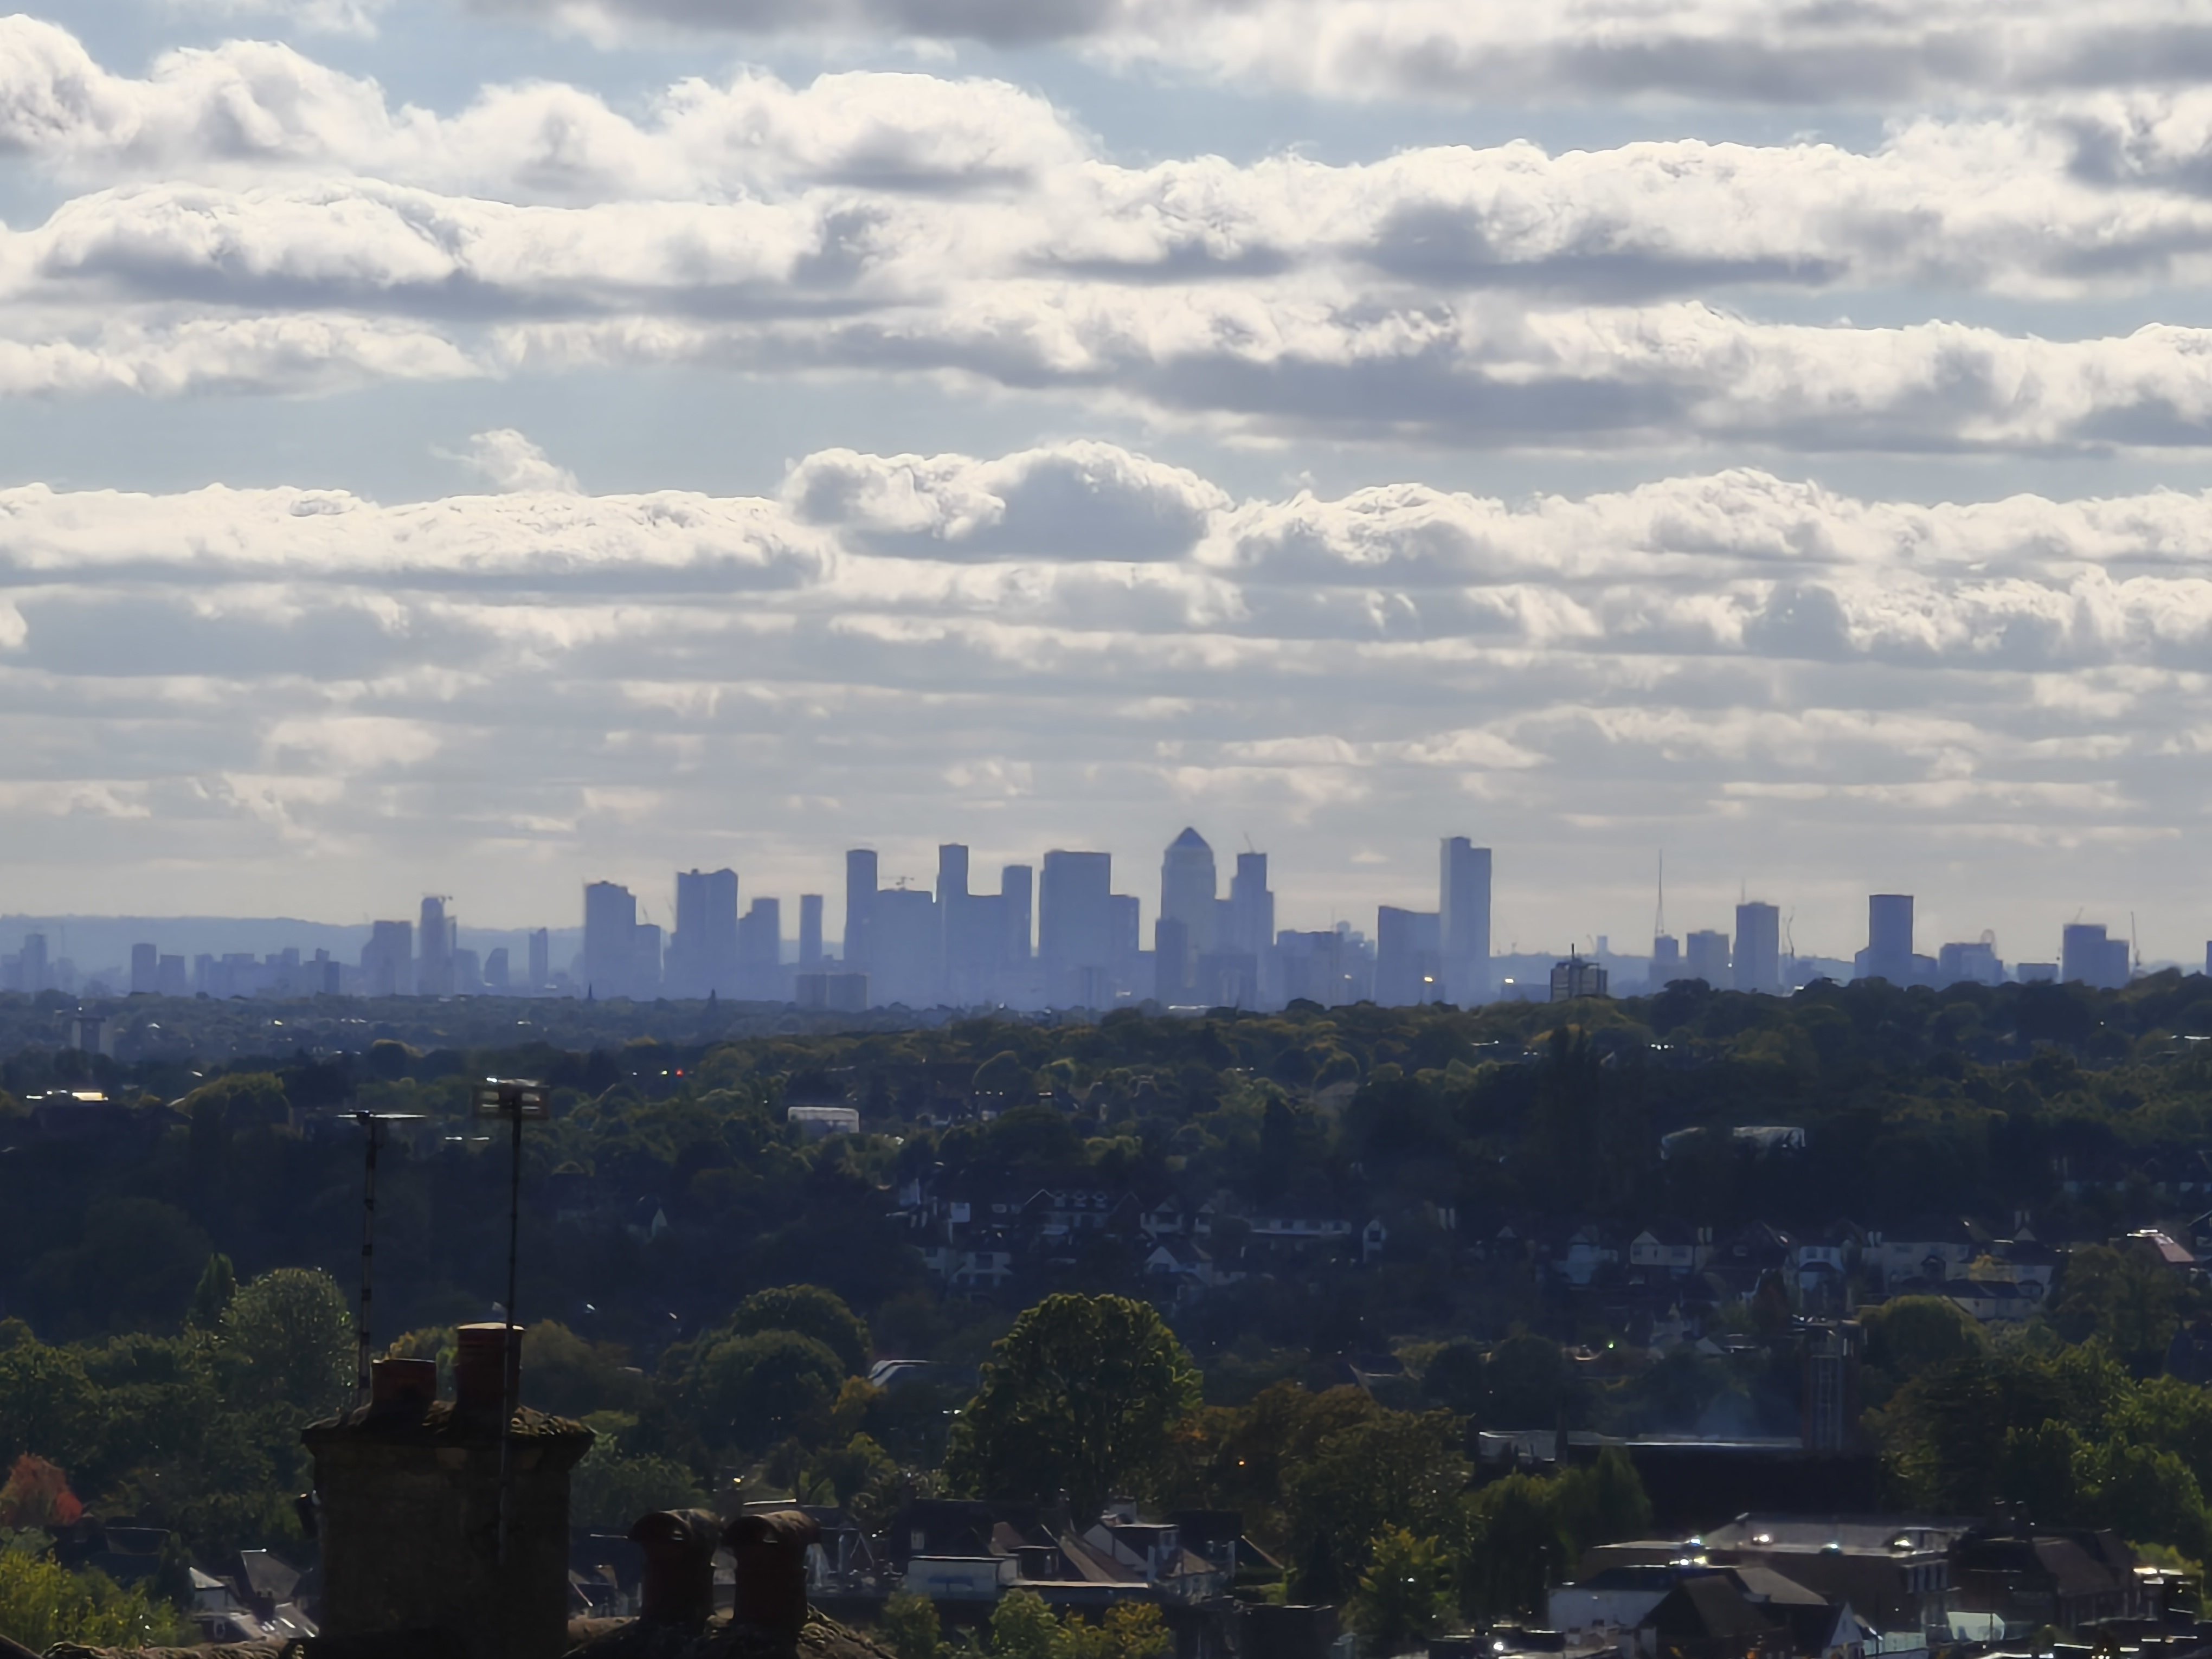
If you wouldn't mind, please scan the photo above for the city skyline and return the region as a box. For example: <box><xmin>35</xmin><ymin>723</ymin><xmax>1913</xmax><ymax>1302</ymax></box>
<box><xmin>8</xmin><ymin>4</ymin><xmax>2212</xmax><ymax>982</ymax></box>
<box><xmin>3</xmin><ymin>824</ymin><xmax>2196</xmax><ymax>1006</ymax></box>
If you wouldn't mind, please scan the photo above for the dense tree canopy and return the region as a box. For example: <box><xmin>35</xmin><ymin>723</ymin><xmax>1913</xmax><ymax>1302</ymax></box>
<box><xmin>947</xmin><ymin>1294</ymin><xmax>1199</xmax><ymax>1516</ymax></box>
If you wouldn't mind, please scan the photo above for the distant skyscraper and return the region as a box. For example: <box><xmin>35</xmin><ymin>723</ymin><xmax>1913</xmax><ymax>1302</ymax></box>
<box><xmin>938</xmin><ymin>844</ymin><xmax>970</xmax><ymax>918</ymax></box>
<box><xmin>844</xmin><ymin>850</ymin><xmax>879</xmax><ymax>967</ymax></box>
<box><xmin>670</xmin><ymin>867</ymin><xmax>740</xmax><ymax>998</ymax></box>
<box><xmin>1228</xmin><ymin>851</ymin><xmax>1276</xmax><ymax>1007</ymax></box>
<box><xmin>1160</xmin><ymin>829</ymin><xmax>1219</xmax><ymax>967</ymax></box>
<box><xmin>1686</xmin><ymin>929</ymin><xmax>1730</xmax><ymax>986</ymax></box>
<box><xmin>2061</xmin><ymin>923</ymin><xmax>2131</xmax><ymax>990</ymax></box>
<box><xmin>1649</xmin><ymin>934</ymin><xmax>1681</xmax><ymax>991</ymax></box>
<box><xmin>1375</xmin><ymin>906</ymin><xmax>1442</xmax><ymax>1006</ymax></box>
<box><xmin>157</xmin><ymin>954</ymin><xmax>188</xmax><ymax>996</ymax></box>
<box><xmin>938</xmin><ymin>843</ymin><xmax>988</xmax><ymax>996</ymax></box>
<box><xmin>737</xmin><ymin>897</ymin><xmax>781</xmax><ymax>997</ymax></box>
<box><xmin>1039</xmin><ymin>850</ymin><xmax>1113</xmax><ymax>1003</ymax></box>
<box><xmin>632</xmin><ymin>922</ymin><xmax>663</xmax><ymax>998</ymax></box>
<box><xmin>17</xmin><ymin>933</ymin><xmax>48</xmax><ymax>996</ymax></box>
<box><xmin>1439</xmin><ymin>837</ymin><xmax>1492</xmax><ymax>1004</ymax></box>
<box><xmin>130</xmin><ymin>942</ymin><xmax>157</xmax><ymax>995</ymax></box>
<box><xmin>583</xmin><ymin>880</ymin><xmax>639</xmax><ymax>998</ymax></box>
<box><xmin>418</xmin><ymin>896</ymin><xmax>453</xmax><ymax>996</ymax></box>
<box><xmin>528</xmin><ymin>928</ymin><xmax>549</xmax><ymax>991</ymax></box>
<box><xmin>1001</xmin><ymin>865</ymin><xmax>1033</xmax><ymax>964</ymax></box>
<box><xmin>362</xmin><ymin>920</ymin><xmax>413</xmax><ymax>998</ymax></box>
<box><xmin>1734</xmin><ymin>902</ymin><xmax>1781</xmax><ymax>994</ymax></box>
<box><xmin>799</xmin><ymin>895</ymin><xmax>825</xmax><ymax>967</ymax></box>
<box><xmin>1937</xmin><ymin>940</ymin><xmax>2004</xmax><ymax>987</ymax></box>
<box><xmin>1154</xmin><ymin>917</ymin><xmax>1191</xmax><ymax>1004</ymax></box>
<box><xmin>871</xmin><ymin>886</ymin><xmax>940</xmax><ymax>1008</ymax></box>
<box><xmin>1861</xmin><ymin>894</ymin><xmax>1915</xmax><ymax>984</ymax></box>
<box><xmin>484</xmin><ymin>947</ymin><xmax>510</xmax><ymax>992</ymax></box>
<box><xmin>1110</xmin><ymin>893</ymin><xmax>1142</xmax><ymax>995</ymax></box>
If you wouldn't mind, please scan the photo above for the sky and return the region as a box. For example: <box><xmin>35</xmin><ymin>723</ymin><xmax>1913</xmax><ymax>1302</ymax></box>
<box><xmin>6</xmin><ymin>0</ymin><xmax>2212</xmax><ymax>965</ymax></box>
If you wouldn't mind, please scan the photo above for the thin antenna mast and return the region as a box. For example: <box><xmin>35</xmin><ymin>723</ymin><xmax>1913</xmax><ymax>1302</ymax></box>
<box><xmin>1655</xmin><ymin>852</ymin><xmax>1667</xmax><ymax>940</ymax></box>
<box><xmin>472</xmin><ymin>1078</ymin><xmax>549</xmax><ymax>1566</ymax></box>
<box><xmin>353</xmin><ymin>1110</ymin><xmax>427</xmax><ymax>1405</ymax></box>
<box><xmin>2132</xmin><ymin>912</ymin><xmax>2142</xmax><ymax>975</ymax></box>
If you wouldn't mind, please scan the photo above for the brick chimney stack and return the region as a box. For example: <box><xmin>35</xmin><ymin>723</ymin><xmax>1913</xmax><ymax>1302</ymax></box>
<box><xmin>303</xmin><ymin>1335</ymin><xmax>594</xmax><ymax>1659</ymax></box>
<box><xmin>726</xmin><ymin>1509</ymin><xmax>821</xmax><ymax>1631</ymax></box>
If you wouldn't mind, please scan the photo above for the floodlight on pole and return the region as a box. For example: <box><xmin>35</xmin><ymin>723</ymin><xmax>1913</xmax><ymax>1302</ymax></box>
<box><xmin>351</xmin><ymin>1111</ymin><xmax>428</xmax><ymax>1406</ymax></box>
<box><xmin>471</xmin><ymin>1077</ymin><xmax>548</xmax><ymax>1566</ymax></box>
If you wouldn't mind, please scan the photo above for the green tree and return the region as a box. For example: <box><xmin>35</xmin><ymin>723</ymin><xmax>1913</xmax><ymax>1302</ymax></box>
<box><xmin>1349</xmin><ymin>1527</ymin><xmax>1454</xmax><ymax>1657</ymax></box>
<box><xmin>0</xmin><ymin>1338</ymin><xmax>98</xmax><ymax>1472</ymax></box>
<box><xmin>0</xmin><ymin>1538</ymin><xmax>186</xmax><ymax>1651</ymax></box>
<box><xmin>946</xmin><ymin>1294</ymin><xmax>1198</xmax><ymax>1517</ymax></box>
<box><xmin>1094</xmin><ymin>1604</ymin><xmax>1172</xmax><ymax>1659</ymax></box>
<box><xmin>21</xmin><ymin>1199</ymin><xmax>213</xmax><ymax>1336</ymax></box>
<box><xmin>803</xmin><ymin>1433</ymin><xmax>899</xmax><ymax>1517</ymax></box>
<box><xmin>1994</xmin><ymin>1421</ymin><xmax>2085</xmax><ymax>1528</ymax></box>
<box><xmin>881</xmin><ymin>1589</ymin><xmax>942</xmax><ymax>1659</ymax></box>
<box><xmin>974</xmin><ymin>1052</ymin><xmax>1035</xmax><ymax>1099</ymax></box>
<box><xmin>1282</xmin><ymin>1409</ymin><xmax>1469</xmax><ymax>1589</ymax></box>
<box><xmin>187</xmin><ymin>1253</ymin><xmax>237</xmax><ymax>1331</ymax></box>
<box><xmin>1861</xmin><ymin>1296</ymin><xmax>1985</xmax><ymax>1393</ymax></box>
<box><xmin>1553</xmin><ymin>1448</ymin><xmax>1652</xmax><ymax>1557</ymax></box>
<box><xmin>221</xmin><ymin>1269</ymin><xmax>353</xmax><ymax>1419</ymax></box>
<box><xmin>180</xmin><ymin>1071</ymin><xmax>290</xmax><ymax>1128</ymax></box>
<box><xmin>520</xmin><ymin>1322</ymin><xmax>652</xmax><ymax>1419</ymax></box>
<box><xmin>2050</xmin><ymin>1246</ymin><xmax>2181</xmax><ymax>1375</ymax></box>
<box><xmin>2079</xmin><ymin>1438</ymin><xmax>2212</xmax><ymax>1558</ymax></box>
<box><xmin>1421</xmin><ymin>1343</ymin><xmax>1484</xmax><ymax>1417</ymax></box>
<box><xmin>731</xmin><ymin>1285</ymin><xmax>873</xmax><ymax>1377</ymax></box>
<box><xmin>693</xmin><ymin>1331</ymin><xmax>846</xmax><ymax>1450</ymax></box>
<box><xmin>1477</xmin><ymin>1336</ymin><xmax>1573</xmax><ymax>1430</ymax></box>
<box><xmin>1459</xmin><ymin>1474</ymin><xmax>1569</xmax><ymax>1622</ymax></box>
<box><xmin>1056</xmin><ymin>1604</ymin><xmax>1172</xmax><ymax>1659</ymax></box>
<box><xmin>569</xmin><ymin>1435</ymin><xmax>706</xmax><ymax>1531</ymax></box>
<box><xmin>989</xmin><ymin>1587</ymin><xmax>1061</xmax><ymax>1659</ymax></box>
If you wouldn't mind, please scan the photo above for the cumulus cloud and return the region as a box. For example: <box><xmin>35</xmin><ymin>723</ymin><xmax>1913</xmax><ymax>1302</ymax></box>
<box><xmin>0</xmin><ymin>21</ymin><xmax>1082</xmax><ymax>199</ymax></box>
<box><xmin>496</xmin><ymin>300</ymin><xmax>2212</xmax><ymax>454</ymax></box>
<box><xmin>25</xmin><ymin>25</ymin><xmax>2212</xmax><ymax>455</ymax></box>
<box><xmin>452</xmin><ymin>428</ymin><xmax>579</xmax><ymax>492</ymax></box>
<box><xmin>452</xmin><ymin>0</ymin><xmax>2212</xmax><ymax>106</ymax></box>
<box><xmin>23</xmin><ymin>25</ymin><xmax>2212</xmax><ymax>296</ymax></box>
<box><xmin>0</xmin><ymin>314</ymin><xmax>475</xmax><ymax>397</ymax></box>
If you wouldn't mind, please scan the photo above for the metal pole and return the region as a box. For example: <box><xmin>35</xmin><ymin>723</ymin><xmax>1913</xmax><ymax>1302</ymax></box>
<box><xmin>498</xmin><ymin>1103</ymin><xmax>522</xmax><ymax>1566</ymax></box>
<box><xmin>356</xmin><ymin>1117</ymin><xmax>382</xmax><ymax>1405</ymax></box>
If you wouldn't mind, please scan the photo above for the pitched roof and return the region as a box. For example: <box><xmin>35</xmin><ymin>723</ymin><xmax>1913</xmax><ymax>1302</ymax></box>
<box><xmin>1645</xmin><ymin>1577</ymin><xmax>1783</xmax><ymax>1642</ymax></box>
<box><xmin>1169</xmin><ymin>827</ymin><xmax>1211</xmax><ymax>850</ymax></box>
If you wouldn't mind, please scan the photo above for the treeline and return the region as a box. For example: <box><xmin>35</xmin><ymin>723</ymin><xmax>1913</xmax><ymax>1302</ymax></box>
<box><xmin>9</xmin><ymin>981</ymin><xmax>2212</xmax><ymax>1368</ymax></box>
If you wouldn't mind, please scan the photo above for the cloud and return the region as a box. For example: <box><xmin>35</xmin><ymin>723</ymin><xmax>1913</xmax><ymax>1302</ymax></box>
<box><xmin>451</xmin><ymin>428</ymin><xmax>579</xmax><ymax>493</ymax></box>
<box><xmin>24</xmin><ymin>25</ymin><xmax>2212</xmax><ymax>300</ymax></box>
<box><xmin>448</xmin><ymin>0</ymin><xmax>2212</xmax><ymax>107</ymax></box>
<box><xmin>9</xmin><ymin>443</ymin><xmax>2211</xmax><ymax>944</ymax></box>
<box><xmin>0</xmin><ymin>22</ymin><xmax>1082</xmax><ymax>200</ymax></box>
<box><xmin>31</xmin><ymin>27</ymin><xmax>2212</xmax><ymax>455</ymax></box>
<box><xmin>783</xmin><ymin>442</ymin><xmax>1228</xmax><ymax>558</ymax></box>
<box><xmin>493</xmin><ymin>300</ymin><xmax>2212</xmax><ymax>454</ymax></box>
<box><xmin>0</xmin><ymin>311</ymin><xmax>476</xmax><ymax>398</ymax></box>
